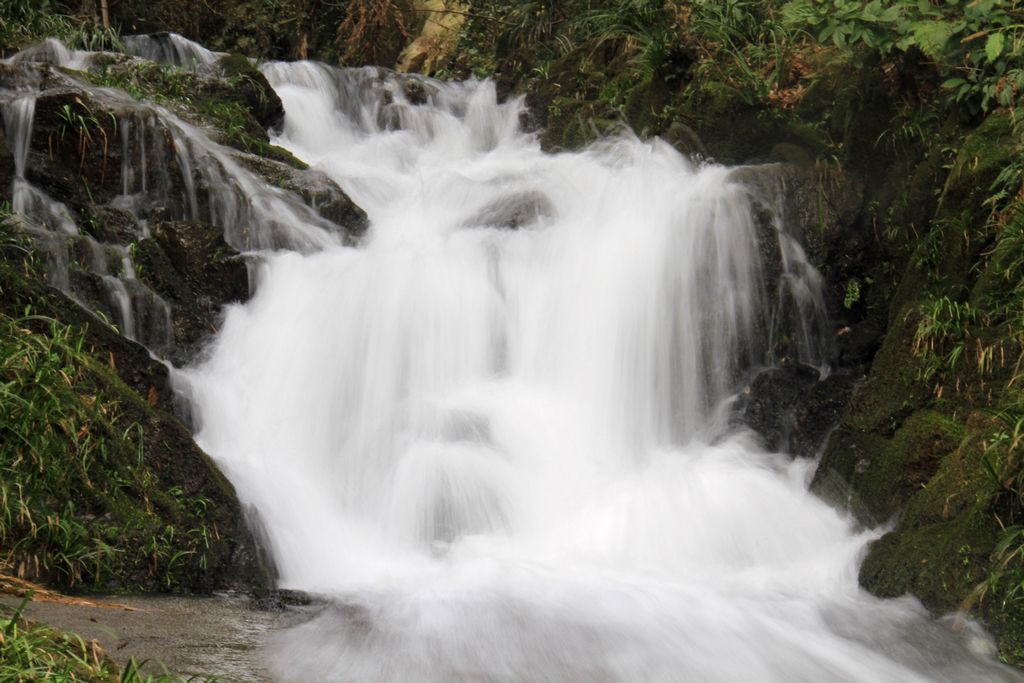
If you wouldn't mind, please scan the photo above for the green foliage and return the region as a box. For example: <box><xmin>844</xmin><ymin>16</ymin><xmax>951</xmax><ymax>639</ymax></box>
<box><xmin>569</xmin><ymin>0</ymin><xmax>676</xmax><ymax>79</ymax></box>
<box><xmin>0</xmin><ymin>267</ymin><xmax>218</xmax><ymax>592</ymax></box>
<box><xmin>911</xmin><ymin>296</ymin><xmax>991</xmax><ymax>389</ymax></box>
<box><xmin>0</xmin><ymin>2</ymin><xmax>123</xmax><ymax>54</ymax></box>
<box><xmin>782</xmin><ymin>0</ymin><xmax>1024</xmax><ymax>113</ymax></box>
<box><xmin>843</xmin><ymin>278</ymin><xmax>861</xmax><ymax>309</ymax></box>
<box><xmin>963</xmin><ymin>401</ymin><xmax>1024</xmax><ymax>612</ymax></box>
<box><xmin>685</xmin><ymin>0</ymin><xmax>806</xmax><ymax>105</ymax></box>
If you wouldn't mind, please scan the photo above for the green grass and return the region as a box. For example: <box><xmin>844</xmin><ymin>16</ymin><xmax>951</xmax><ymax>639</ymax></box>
<box><xmin>0</xmin><ymin>309</ymin><xmax>206</xmax><ymax>591</ymax></box>
<box><xmin>0</xmin><ymin>219</ymin><xmax>226</xmax><ymax>593</ymax></box>
<box><xmin>0</xmin><ymin>2</ymin><xmax>122</xmax><ymax>54</ymax></box>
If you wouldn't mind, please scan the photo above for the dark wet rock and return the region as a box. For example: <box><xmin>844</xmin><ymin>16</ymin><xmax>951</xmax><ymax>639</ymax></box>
<box><xmin>733</xmin><ymin>364</ymin><xmax>819</xmax><ymax>453</ymax></box>
<box><xmin>464</xmin><ymin>190</ymin><xmax>555</xmax><ymax>230</ymax></box>
<box><xmin>733</xmin><ymin>364</ymin><xmax>857</xmax><ymax>458</ymax></box>
<box><xmin>835</xmin><ymin>317</ymin><xmax>885</xmax><ymax>367</ymax></box>
<box><xmin>0</xmin><ymin>60</ymin><xmax>48</xmax><ymax>90</ymax></box>
<box><xmin>30</xmin><ymin>87</ymin><xmax>129</xmax><ymax>205</ymax></box>
<box><xmin>1</xmin><ymin>58</ymin><xmax>368</xmax><ymax>366</ymax></box>
<box><xmin>83</xmin><ymin>206</ymin><xmax>141</xmax><ymax>243</ymax></box>
<box><xmin>788</xmin><ymin>372</ymin><xmax>858</xmax><ymax>458</ymax></box>
<box><xmin>731</xmin><ymin>164</ymin><xmax>864</xmax><ymax>300</ymax></box>
<box><xmin>135</xmin><ymin>221</ymin><xmax>249</xmax><ymax>365</ymax></box>
<box><xmin>238</xmin><ymin>152</ymin><xmax>369</xmax><ymax>240</ymax></box>
<box><xmin>251</xmin><ymin>588</ymin><xmax>316</xmax><ymax>612</ymax></box>
<box><xmin>661</xmin><ymin>121</ymin><xmax>709</xmax><ymax>159</ymax></box>
<box><xmin>400</xmin><ymin>77</ymin><xmax>436</xmax><ymax>105</ymax></box>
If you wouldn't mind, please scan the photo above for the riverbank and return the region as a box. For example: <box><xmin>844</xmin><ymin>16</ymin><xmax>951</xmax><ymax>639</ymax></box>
<box><xmin>0</xmin><ymin>589</ymin><xmax>307</xmax><ymax>681</ymax></box>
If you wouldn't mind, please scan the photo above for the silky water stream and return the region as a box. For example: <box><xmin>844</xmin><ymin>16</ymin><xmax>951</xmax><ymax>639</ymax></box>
<box><xmin>158</xmin><ymin>62</ymin><xmax>1023</xmax><ymax>682</ymax></box>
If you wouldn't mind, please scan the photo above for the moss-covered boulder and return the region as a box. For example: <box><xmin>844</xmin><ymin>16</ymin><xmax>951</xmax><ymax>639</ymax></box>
<box><xmin>859</xmin><ymin>414</ymin><xmax>996</xmax><ymax>606</ymax></box>
<box><xmin>0</xmin><ymin>256</ymin><xmax>258</xmax><ymax>593</ymax></box>
<box><xmin>237</xmin><ymin>153</ymin><xmax>369</xmax><ymax>240</ymax></box>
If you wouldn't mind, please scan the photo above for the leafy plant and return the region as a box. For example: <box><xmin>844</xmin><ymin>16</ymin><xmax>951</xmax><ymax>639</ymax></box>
<box><xmin>571</xmin><ymin>0</ymin><xmax>675</xmax><ymax>79</ymax></box>
<box><xmin>678</xmin><ymin>0</ymin><xmax>811</xmax><ymax>106</ymax></box>
<box><xmin>53</xmin><ymin>98</ymin><xmax>114</xmax><ymax>174</ymax></box>
<box><xmin>0</xmin><ymin>1</ymin><xmax>123</xmax><ymax>54</ymax></box>
<box><xmin>910</xmin><ymin>295</ymin><xmax>1001</xmax><ymax>397</ymax></box>
<box><xmin>843</xmin><ymin>278</ymin><xmax>861</xmax><ymax>309</ymax></box>
<box><xmin>782</xmin><ymin>0</ymin><xmax>1024</xmax><ymax>113</ymax></box>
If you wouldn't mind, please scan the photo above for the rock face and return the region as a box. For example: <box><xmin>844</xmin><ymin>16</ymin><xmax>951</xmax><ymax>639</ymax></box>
<box><xmin>134</xmin><ymin>221</ymin><xmax>250</xmax><ymax>365</ymax></box>
<box><xmin>733</xmin><ymin>364</ymin><xmax>856</xmax><ymax>458</ymax></box>
<box><xmin>238</xmin><ymin>152</ymin><xmax>369</xmax><ymax>240</ymax></box>
<box><xmin>806</xmin><ymin>112</ymin><xmax>1024</xmax><ymax>661</ymax></box>
<box><xmin>1</xmin><ymin>50</ymin><xmax>367</xmax><ymax>361</ymax></box>
<box><xmin>463</xmin><ymin>190</ymin><xmax>555</xmax><ymax>230</ymax></box>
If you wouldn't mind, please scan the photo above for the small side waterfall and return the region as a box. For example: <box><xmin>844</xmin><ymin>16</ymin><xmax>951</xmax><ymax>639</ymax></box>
<box><xmin>1</xmin><ymin>40</ymin><xmax>355</xmax><ymax>352</ymax></box>
<box><xmin>122</xmin><ymin>33</ymin><xmax>222</xmax><ymax>70</ymax></box>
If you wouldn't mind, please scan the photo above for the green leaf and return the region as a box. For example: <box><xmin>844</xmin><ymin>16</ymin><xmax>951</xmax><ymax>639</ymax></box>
<box><xmin>880</xmin><ymin>5</ymin><xmax>902</xmax><ymax>22</ymax></box>
<box><xmin>780</xmin><ymin>0</ymin><xmax>820</xmax><ymax>27</ymax></box>
<box><xmin>986</xmin><ymin>32</ymin><xmax>1005</xmax><ymax>62</ymax></box>
<box><xmin>911</xmin><ymin>20</ymin><xmax>954</xmax><ymax>60</ymax></box>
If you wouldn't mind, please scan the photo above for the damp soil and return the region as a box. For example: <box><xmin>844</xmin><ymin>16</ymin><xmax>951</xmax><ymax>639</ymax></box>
<box><xmin>0</xmin><ymin>592</ymin><xmax>311</xmax><ymax>681</ymax></box>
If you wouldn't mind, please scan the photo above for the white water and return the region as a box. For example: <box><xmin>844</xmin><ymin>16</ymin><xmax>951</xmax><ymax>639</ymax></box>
<box><xmin>122</xmin><ymin>33</ymin><xmax>222</xmax><ymax>70</ymax></box>
<box><xmin>171</xmin><ymin>65</ymin><xmax>1018</xmax><ymax>681</ymax></box>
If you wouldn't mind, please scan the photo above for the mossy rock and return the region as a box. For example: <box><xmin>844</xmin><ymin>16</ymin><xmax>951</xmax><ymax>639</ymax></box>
<box><xmin>852</xmin><ymin>413</ymin><xmax>1024</xmax><ymax>665</ymax></box>
<box><xmin>622</xmin><ymin>76</ymin><xmax>673</xmax><ymax>139</ymax></box>
<box><xmin>859</xmin><ymin>502</ymin><xmax>996</xmax><ymax>612</ymax></box>
<box><xmin>78</xmin><ymin>55</ymin><xmax>302</xmax><ymax>169</ymax></box>
<box><xmin>859</xmin><ymin>420</ymin><xmax>998</xmax><ymax>611</ymax></box>
<box><xmin>0</xmin><ymin>258</ymin><xmax>259</xmax><ymax>593</ymax></box>
<box><xmin>237</xmin><ymin>153</ymin><xmax>368</xmax><ymax>238</ymax></box>
<box><xmin>940</xmin><ymin>113</ymin><xmax>1014</xmax><ymax>225</ymax></box>
<box><xmin>887</xmin><ymin>113</ymin><xmax>1016</xmax><ymax>320</ymax></box>
<box><xmin>215</xmin><ymin>53</ymin><xmax>284</xmax><ymax>132</ymax></box>
<box><xmin>833</xmin><ymin>411</ymin><xmax>964</xmax><ymax>524</ymax></box>
<box><xmin>843</xmin><ymin>309</ymin><xmax>934</xmax><ymax>435</ymax></box>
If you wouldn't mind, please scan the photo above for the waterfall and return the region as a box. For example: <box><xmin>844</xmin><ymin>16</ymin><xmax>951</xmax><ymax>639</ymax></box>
<box><xmin>174</xmin><ymin>64</ymin><xmax>1019</xmax><ymax>682</ymax></box>
<box><xmin>122</xmin><ymin>33</ymin><xmax>222</xmax><ymax>70</ymax></box>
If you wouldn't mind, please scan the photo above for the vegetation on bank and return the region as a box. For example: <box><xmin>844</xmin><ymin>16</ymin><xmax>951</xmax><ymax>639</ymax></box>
<box><xmin>0</xmin><ymin>213</ymin><xmax>250</xmax><ymax>597</ymax></box>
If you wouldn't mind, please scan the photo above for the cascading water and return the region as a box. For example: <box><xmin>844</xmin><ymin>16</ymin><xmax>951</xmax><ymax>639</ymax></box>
<box><xmin>2</xmin><ymin>39</ymin><xmax>347</xmax><ymax>354</ymax></box>
<box><xmin>122</xmin><ymin>33</ymin><xmax>222</xmax><ymax>70</ymax></box>
<box><xmin>173</xmin><ymin>63</ymin><xmax>1022</xmax><ymax>682</ymax></box>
